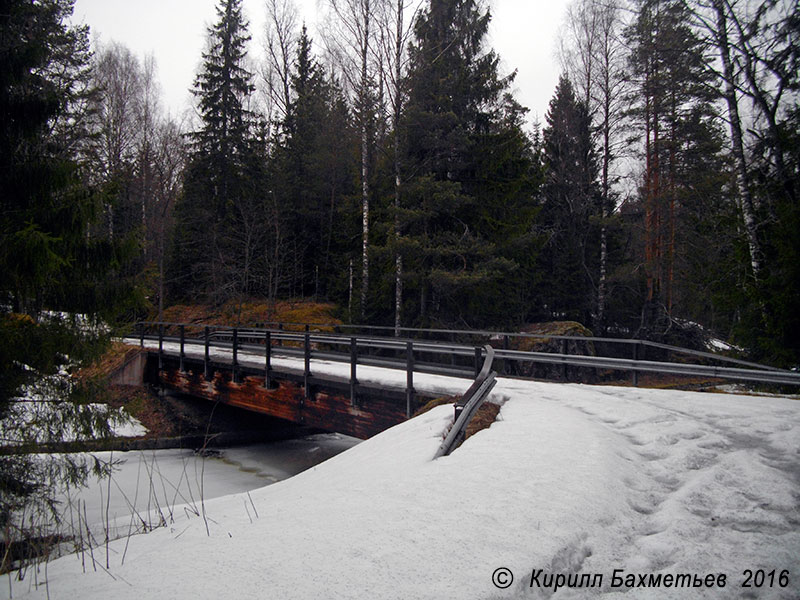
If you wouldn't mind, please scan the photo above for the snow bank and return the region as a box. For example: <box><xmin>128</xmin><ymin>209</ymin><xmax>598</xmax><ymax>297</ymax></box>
<box><xmin>4</xmin><ymin>376</ymin><xmax>798</xmax><ymax>599</ymax></box>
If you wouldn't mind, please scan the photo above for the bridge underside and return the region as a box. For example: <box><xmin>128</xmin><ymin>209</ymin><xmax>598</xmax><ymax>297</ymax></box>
<box><xmin>145</xmin><ymin>355</ymin><xmax>418</xmax><ymax>439</ymax></box>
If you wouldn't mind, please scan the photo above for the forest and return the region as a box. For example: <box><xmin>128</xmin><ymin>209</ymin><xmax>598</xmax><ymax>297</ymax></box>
<box><xmin>6</xmin><ymin>0</ymin><xmax>798</xmax><ymax>352</ymax></box>
<box><xmin>2</xmin><ymin>0</ymin><xmax>798</xmax><ymax>371</ymax></box>
<box><xmin>0</xmin><ymin>0</ymin><xmax>798</xmax><ymax>566</ymax></box>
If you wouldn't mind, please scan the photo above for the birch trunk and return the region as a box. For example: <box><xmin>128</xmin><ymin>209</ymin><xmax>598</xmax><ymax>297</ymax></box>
<box><xmin>713</xmin><ymin>0</ymin><xmax>762</xmax><ymax>278</ymax></box>
<box><xmin>393</xmin><ymin>0</ymin><xmax>404</xmax><ymax>336</ymax></box>
<box><xmin>359</xmin><ymin>0</ymin><xmax>371</xmax><ymax>320</ymax></box>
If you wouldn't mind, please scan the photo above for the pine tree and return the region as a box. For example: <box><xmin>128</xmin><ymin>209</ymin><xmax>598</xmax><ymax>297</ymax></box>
<box><xmin>624</xmin><ymin>0</ymin><xmax>718</xmax><ymax>336</ymax></box>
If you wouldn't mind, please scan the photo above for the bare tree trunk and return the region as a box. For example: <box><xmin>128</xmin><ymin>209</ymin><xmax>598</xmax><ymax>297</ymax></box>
<box><xmin>598</xmin><ymin>100</ymin><xmax>609</xmax><ymax>328</ymax></box>
<box><xmin>392</xmin><ymin>0</ymin><xmax>404</xmax><ymax>336</ymax></box>
<box><xmin>560</xmin><ymin>0</ymin><xmax>627</xmax><ymax>332</ymax></box>
<box><xmin>264</xmin><ymin>0</ymin><xmax>298</xmax><ymax>124</ymax></box>
<box><xmin>359</xmin><ymin>0</ymin><xmax>372</xmax><ymax>320</ymax></box>
<box><xmin>348</xmin><ymin>258</ymin><xmax>354</xmax><ymax>318</ymax></box>
<box><xmin>713</xmin><ymin>0</ymin><xmax>762</xmax><ymax>278</ymax></box>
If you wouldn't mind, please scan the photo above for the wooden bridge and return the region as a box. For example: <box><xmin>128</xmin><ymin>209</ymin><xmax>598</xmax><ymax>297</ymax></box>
<box><xmin>129</xmin><ymin>321</ymin><xmax>800</xmax><ymax>440</ymax></box>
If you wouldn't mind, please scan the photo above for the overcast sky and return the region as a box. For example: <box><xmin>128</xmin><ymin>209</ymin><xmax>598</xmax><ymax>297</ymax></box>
<box><xmin>71</xmin><ymin>0</ymin><xmax>571</xmax><ymax>128</ymax></box>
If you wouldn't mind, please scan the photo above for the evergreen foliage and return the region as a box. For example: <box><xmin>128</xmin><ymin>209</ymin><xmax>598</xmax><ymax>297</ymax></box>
<box><xmin>622</xmin><ymin>0</ymin><xmax>727</xmax><ymax>339</ymax></box>
<box><xmin>535</xmin><ymin>75</ymin><xmax>601</xmax><ymax>326</ymax></box>
<box><xmin>170</xmin><ymin>0</ymin><xmax>262</xmax><ymax>304</ymax></box>
<box><xmin>0</xmin><ymin>0</ymin><xmax>140</xmax><ymax>550</ymax></box>
<box><xmin>399</xmin><ymin>0</ymin><xmax>540</xmax><ymax>327</ymax></box>
<box><xmin>273</xmin><ymin>26</ymin><xmax>357</xmax><ymax>301</ymax></box>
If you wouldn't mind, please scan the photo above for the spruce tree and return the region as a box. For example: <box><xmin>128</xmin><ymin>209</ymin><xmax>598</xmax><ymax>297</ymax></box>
<box><xmin>399</xmin><ymin>0</ymin><xmax>539</xmax><ymax>327</ymax></box>
<box><xmin>272</xmin><ymin>26</ymin><xmax>356</xmax><ymax>301</ymax></box>
<box><xmin>0</xmin><ymin>0</ymin><xmax>140</xmax><ymax>551</ymax></box>
<box><xmin>537</xmin><ymin>75</ymin><xmax>601</xmax><ymax>326</ymax></box>
<box><xmin>170</xmin><ymin>0</ymin><xmax>259</xmax><ymax>302</ymax></box>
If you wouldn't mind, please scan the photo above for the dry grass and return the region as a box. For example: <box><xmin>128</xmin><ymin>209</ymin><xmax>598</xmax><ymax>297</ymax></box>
<box><xmin>105</xmin><ymin>385</ymin><xmax>176</xmax><ymax>438</ymax></box>
<box><xmin>74</xmin><ymin>342</ymin><xmax>144</xmax><ymax>383</ymax></box>
<box><xmin>464</xmin><ymin>402</ymin><xmax>502</xmax><ymax>440</ymax></box>
<box><xmin>413</xmin><ymin>395</ymin><xmax>502</xmax><ymax>445</ymax></box>
<box><xmin>512</xmin><ymin>321</ymin><xmax>594</xmax><ymax>352</ymax></box>
<box><xmin>158</xmin><ymin>299</ymin><xmax>342</xmax><ymax>331</ymax></box>
<box><xmin>412</xmin><ymin>395</ymin><xmax>460</xmax><ymax>417</ymax></box>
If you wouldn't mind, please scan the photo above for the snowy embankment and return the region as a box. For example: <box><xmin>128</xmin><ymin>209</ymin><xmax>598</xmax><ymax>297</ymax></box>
<box><xmin>0</xmin><ymin>367</ymin><xmax>147</xmax><ymax>446</ymax></box>
<box><xmin>4</xmin><ymin>374</ymin><xmax>799</xmax><ymax>599</ymax></box>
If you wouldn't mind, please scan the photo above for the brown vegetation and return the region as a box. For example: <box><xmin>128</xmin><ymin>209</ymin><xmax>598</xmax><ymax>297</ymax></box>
<box><xmin>157</xmin><ymin>299</ymin><xmax>342</xmax><ymax>330</ymax></box>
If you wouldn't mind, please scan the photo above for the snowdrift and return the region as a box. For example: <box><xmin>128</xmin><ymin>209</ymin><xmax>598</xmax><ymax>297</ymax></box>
<box><xmin>4</xmin><ymin>377</ymin><xmax>798</xmax><ymax>599</ymax></box>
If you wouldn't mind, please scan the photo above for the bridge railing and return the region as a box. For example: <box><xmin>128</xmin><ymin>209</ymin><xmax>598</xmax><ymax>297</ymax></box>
<box><xmin>434</xmin><ymin>345</ymin><xmax>498</xmax><ymax>459</ymax></box>
<box><xmin>133</xmin><ymin>321</ymin><xmax>502</xmax><ymax>418</ymax></box>
<box><xmin>132</xmin><ymin>321</ymin><xmax>800</xmax><ymax>389</ymax></box>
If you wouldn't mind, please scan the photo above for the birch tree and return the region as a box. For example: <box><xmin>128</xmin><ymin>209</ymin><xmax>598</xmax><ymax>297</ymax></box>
<box><xmin>377</xmin><ymin>0</ymin><xmax>421</xmax><ymax>333</ymax></box>
<box><xmin>263</xmin><ymin>0</ymin><xmax>299</xmax><ymax>126</ymax></box>
<box><xmin>322</xmin><ymin>0</ymin><xmax>382</xmax><ymax>319</ymax></box>
<box><xmin>559</xmin><ymin>0</ymin><xmax>629</xmax><ymax>330</ymax></box>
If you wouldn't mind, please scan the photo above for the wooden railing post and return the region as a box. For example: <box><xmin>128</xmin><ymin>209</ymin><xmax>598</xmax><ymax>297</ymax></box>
<box><xmin>264</xmin><ymin>330</ymin><xmax>272</xmax><ymax>389</ymax></box>
<box><xmin>303</xmin><ymin>331</ymin><xmax>311</xmax><ymax>399</ymax></box>
<box><xmin>232</xmin><ymin>327</ymin><xmax>239</xmax><ymax>383</ymax></box>
<box><xmin>350</xmin><ymin>336</ymin><xmax>358</xmax><ymax>406</ymax></box>
<box><xmin>204</xmin><ymin>326</ymin><xmax>210</xmax><ymax>380</ymax></box>
<box><xmin>406</xmin><ymin>341</ymin><xmax>414</xmax><ymax>418</ymax></box>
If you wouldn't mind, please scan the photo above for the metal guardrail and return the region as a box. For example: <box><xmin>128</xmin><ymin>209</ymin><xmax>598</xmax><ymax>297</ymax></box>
<box><xmin>434</xmin><ymin>345</ymin><xmax>497</xmax><ymax>459</ymax></box>
<box><xmin>227</xmin><ymin>319</ymin><xmax>781</xmax><ymax>372</ymax></box>
<box><xmin>133</xmin><ymin>321</ymin><xmax>800</xmax><ymax>388</ymax></box>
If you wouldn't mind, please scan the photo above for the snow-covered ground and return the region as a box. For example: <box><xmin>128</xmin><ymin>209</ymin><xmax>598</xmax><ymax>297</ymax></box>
<box><xmin>0</xmin><ymin>367</ymin><xmax>147</xmax><ymax>446</ymax></box>
<box><xmin>4</xmin><ymin>366</ymin><xmax>798</xmax><ymax>599</ymax></box>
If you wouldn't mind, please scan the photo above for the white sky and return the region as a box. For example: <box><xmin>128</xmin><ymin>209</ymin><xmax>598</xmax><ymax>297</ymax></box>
<box><xmin>71</xmin><ymin>0</ymin><xmax>570</xmax><ymax>128</ymax></box>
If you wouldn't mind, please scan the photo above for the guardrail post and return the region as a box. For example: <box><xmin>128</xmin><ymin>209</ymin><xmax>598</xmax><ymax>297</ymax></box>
<box><xmin>560</xmin><ymin>339</ymin><xmax>568</xmax><ymax>381</ymax></box>
<box><xmin>264</xmin><ymin>330</ymin><xmax>272</xmax><ymax>389</ymax></box>
<box><xmin>204</xmin><ymin>326</ymin><xmax>210</xmax><ymax>380</ymax></box>
<box><xmin>632</xmin><ymin>343</ymin><xmax>639</xmax><ymax>387</ymax></box>
<box><xmin>303</xmin><ymin>331</ymin><xmax>311</xmax><ymax>399</ymax></box>
<box><xmin>138</xmin><ymin>323</ymin><xmax>144</xmax><ymax>348</ymax></box>
<box><xmin>350</xmin><ymin>337</ymin><xmax>358</xmax><ymax>406</ymax></box>
<box><xmin>232</xmin><ymin>328</ymin><xmax>239</xmax><ymax>383</ymax></box>
<box><xmin>406</xmin><ymin>341</ymin><xmax>414</xmax><ymax>418</ymax></box>
<box><xmin>474</xmin><ymin>347</ymin><xmax>482</xmax><ymax>379</ymax></box>
<box><xmin>158</xmin><ymin>324</ymin><xmax>163</xmax><ymax>370</ymax></box>
<box><xmin>503</xmin><ymin>335</ymin><xmax>510</xmax><ymax>375</ymax></box>
<box><xmin>179</xmin><ymin>325</ymin><xmax>185</xmax><ymax>372</ymax></box>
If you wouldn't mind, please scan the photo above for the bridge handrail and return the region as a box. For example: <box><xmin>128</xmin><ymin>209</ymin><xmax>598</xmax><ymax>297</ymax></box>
<box><xmin>434</xmin><ymin>345</ymin><xmax>497</xmax><ymax>459</ymax></box>
<box><xmin>133</xmin><ymin>320</ymin><xmax>782</xmax><ymax>373</ymax></box>
<box><xmin>133</xmin><ymin>321</ymin><xmax>800</xmax><ymax>387</ymax></box>
<box><xmin>247</xmin><ymin>321</ymin><xmax>778</xmax><ymax>371</ymax></box>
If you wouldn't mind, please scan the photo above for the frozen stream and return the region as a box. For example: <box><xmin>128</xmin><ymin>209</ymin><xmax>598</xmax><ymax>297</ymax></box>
<box><xmin>57</xmin><ymin>433</ymin><xmax>361</xmax><ymax>541</ymax></box>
